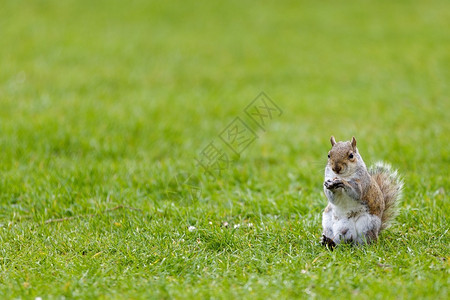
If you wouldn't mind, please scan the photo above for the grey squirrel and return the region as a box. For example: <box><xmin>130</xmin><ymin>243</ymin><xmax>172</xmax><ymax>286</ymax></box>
<box><xmin>322</xmin><ymin>136</ymin><xmax>403</xmax><ymax>247</ymax></box>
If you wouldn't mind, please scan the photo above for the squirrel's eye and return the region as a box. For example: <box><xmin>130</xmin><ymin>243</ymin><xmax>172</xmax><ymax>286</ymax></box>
<box><xmin>327</xmin><ymin>154</ymin><xmax>330</xmax><ymax>158</ymax></box>
<box><xmin>349</xmin><ymin>153</ymin><xmax>354</xmax><ymax>159</ymax></box>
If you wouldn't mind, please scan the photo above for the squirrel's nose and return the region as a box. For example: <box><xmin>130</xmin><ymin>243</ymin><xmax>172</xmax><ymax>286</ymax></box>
<box><xmin>333</xmin><ymin>165</ymin><xmax>342</xmax><ymax>174</ymax></box>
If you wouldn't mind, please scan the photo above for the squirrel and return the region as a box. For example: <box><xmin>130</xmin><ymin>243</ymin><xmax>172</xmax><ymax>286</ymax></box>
<box><xmin>321</xmin><ymin>136</ymin><xmax>403</xmax><ymax>248</ymax></box>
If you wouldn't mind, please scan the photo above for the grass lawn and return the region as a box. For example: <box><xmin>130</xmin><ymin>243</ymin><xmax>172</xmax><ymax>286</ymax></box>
<box><xmin>0</xmin><ymin>0</ymin><xmax>449</xmax><ymax>298</ymax></box>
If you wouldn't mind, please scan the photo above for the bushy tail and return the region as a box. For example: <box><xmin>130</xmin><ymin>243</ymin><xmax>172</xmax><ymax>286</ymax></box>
<box><xmin>369</xmin><ymin>162</ymin><xmax>403</xmax><ymax>230</ymax></box>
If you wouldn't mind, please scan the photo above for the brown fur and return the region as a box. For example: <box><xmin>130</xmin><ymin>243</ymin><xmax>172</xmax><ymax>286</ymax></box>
<box><xmin>328</xmin><ymin>140</ymin><xmax>357</xmax><ymax>174</ymax></box>
<box><xmin>365</xmin><ymin>227</ymin><xmax>379</xmax><ymax>243</ymax></box>
<box><xmin>362</xmin><ymin>177</ymin><xmax>384</xmax><ymax>218</ymax></box>
<box><xmin>369</xmin><ymin>163</ymin><xmax>403</xmax><ymax>230</ymax></box>
<box><xmin>347</xmin><ymin>210</ymin><xmax>362</xmax><ymax>219</ymax></box>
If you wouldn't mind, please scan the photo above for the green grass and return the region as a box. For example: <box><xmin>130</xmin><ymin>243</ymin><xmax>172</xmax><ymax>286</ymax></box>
<box><xmin>0</xmin><ymin>0</ymin><xmax>449</xmax><ymax>298</ymax></box>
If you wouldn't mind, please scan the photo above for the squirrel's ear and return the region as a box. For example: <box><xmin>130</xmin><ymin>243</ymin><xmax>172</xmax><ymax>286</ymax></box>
<box><xmin>330</xmin><ymin>136</ymin><xmax>336</xmax><ymax>146</ymax></box>
<box><xmin>351</xmin><ymin>136</ymin><xmax>357</xmax><ymax>150</ymax></box>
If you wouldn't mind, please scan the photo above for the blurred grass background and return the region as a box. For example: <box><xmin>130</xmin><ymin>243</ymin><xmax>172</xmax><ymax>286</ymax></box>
<box><xmin>0</xmin><ymin>0</ymin><xmax>448</xmax><ymax>298</ymax></box>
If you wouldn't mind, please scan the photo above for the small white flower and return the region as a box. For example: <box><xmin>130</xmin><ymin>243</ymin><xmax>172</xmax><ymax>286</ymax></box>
<box><xmin>247</xmin><ymin>223</ymin><xmax>254</xmax><ymax>228</ymax></box>
<box><xmin>188</xmin><ymin>226</ymin><xmax>196</xmax><ymax>232</ymax></box>
<box><xmin>35</xmin><ymin>298</ymin><xmax>43</xmax><ymax>300</ymax></box>
<box><xmin>234</xmin><ymin>224</ymin><xmax>241</xmax><ymax>229</ymax></box>
<box><xmin>209</xmin><ymin>221</ymin><xmax>213</xmax><ymax>225</ymax></box>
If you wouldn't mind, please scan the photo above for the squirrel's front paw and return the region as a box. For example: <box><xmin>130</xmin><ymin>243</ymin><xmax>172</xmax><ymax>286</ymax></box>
<box><xmin>324</xmin><ymin>179</ymin><xmax>344</xmax><ymax>190</ymax></box>
<box><xmin>323</xmin><ymin>179</ymin><xmax>333</xmax><ymax>189</ymax></box>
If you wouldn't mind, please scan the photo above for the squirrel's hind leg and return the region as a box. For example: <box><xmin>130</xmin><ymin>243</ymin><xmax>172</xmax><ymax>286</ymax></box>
<box><xmin>354</xmin><ymin>214</ymin><xmax>381</xmax><ymax>244</ymax></box>
<box><xmin>322</xmin><ymin>205</ymin><xmax>334</xmax><ymax>236</ymax></box>
<box><xmin>322</xmin><ymin>235</ymin><xmax>336</xmax><ymax>249</ymax></box>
